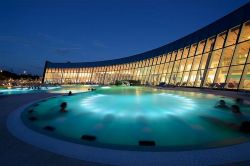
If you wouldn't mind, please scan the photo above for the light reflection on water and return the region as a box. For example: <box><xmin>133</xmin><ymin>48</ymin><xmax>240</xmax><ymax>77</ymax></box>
<box><xmin>23</xmin><ymin>86</ymin><xmax>250</xmax><ymax>149</ymax></box>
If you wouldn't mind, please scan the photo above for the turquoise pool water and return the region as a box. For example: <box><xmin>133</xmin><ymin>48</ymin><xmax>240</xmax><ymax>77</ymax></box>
<box><xmin>0</xmin><ymin>86</ymin><xmax>61</xmax><ymax>95</ymax></box>
<box><xmin>50</xmin><ymin>85</ymin><xmax>94</xmax><ymax>94</ymax></box>
<box><xmin>0</xmin><ymin>85</ymin><xmax>92</xmax><ymax>95</ymax></box>
<box><xmin>22</xmin><ymin>86</ymin><xmax>250</xmax><ymax>150</ymax></box>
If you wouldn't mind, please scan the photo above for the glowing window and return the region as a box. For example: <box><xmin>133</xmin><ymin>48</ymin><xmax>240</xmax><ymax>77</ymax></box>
<box><xmin>225</xmin><ymin>26</ymin><xmax>240</xmax><ymax>46</ymax></box>
<box><xmin>239</xmin><ymin>21</ymin><xmax>250</xmax><ymax>42</ymax></box>
<box><xmin>231</xmin><ymin>41</ymin><xmax>250</xmax><ymax>65</ymax></box>
<box><xmin>214</xmin><ymin>31</ymin><xmax>227</xmax><ymax>50</ymax></box>
<box><xmin>204</xmin><ymin>37</ymin><xmax>215</xmax><ymax>53</ymax></box>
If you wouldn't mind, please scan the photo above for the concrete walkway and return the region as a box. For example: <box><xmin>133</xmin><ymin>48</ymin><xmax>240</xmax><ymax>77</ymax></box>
<box><xmin>0</xmin><ymin>93</ymin><xmax>105</xmax><ymax>166</ymax></box>
<box><xmin>155</xmin><ymin>86</ymin><xmax>250</xmax><ymax>103</ymax></box>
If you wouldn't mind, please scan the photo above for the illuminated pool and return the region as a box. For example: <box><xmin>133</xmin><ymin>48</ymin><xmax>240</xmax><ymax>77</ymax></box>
<box><xmin>22</xmin><ymin>86</ymin><xmax>250</xmax><ymax>150</ymax></box>
<box><xmin>49</xmin><ymin>85</ymin><xmax>95</xmax><ymax>94</ymax></box>
<box><xmin>0</xmin><ymin>86</ymin><xmax>61</xmax><ymax>95</ymax></box>
<box><xmin>0</xmin><ymin>85</ymin><xmax>94</xmax><ymax>95</ymax></box>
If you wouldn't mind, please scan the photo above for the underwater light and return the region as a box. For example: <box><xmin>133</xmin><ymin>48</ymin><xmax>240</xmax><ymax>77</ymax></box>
<box><xmin>101</xmin><ymin>86</ymin><xmax>111</xmax><ymax>89</ymax></box>
<box><xmin>79</xmin><ymin>91</ymin><xmax>196</xmax><ymax>118</ymax></box>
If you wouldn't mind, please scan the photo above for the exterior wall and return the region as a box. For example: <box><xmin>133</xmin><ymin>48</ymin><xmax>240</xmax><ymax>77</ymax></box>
<box><xmin>44</xmin><ymin>20</ymin><xmax>250</xmax><ymax>90</ymax></box>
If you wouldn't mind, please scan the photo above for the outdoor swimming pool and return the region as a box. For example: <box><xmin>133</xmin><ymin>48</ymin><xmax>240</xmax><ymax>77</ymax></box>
<box><xmin>50</xmin><ymin>85</ymin><xmax>97</xmax><ymax>94</ymax></box>
<box><xmin>0</xmin><ymin>86</ymin><xmax>61</xmax><ymax>95</ymax></box>
<box><xmin>0</xmin><ymin>85</ymin><xmax>93</xmax><ymax>95</ymax></box>
<box><xmin>22</xmin><ymin>86</ymin><xmax>250</xmax><ymax>150</ymax></box>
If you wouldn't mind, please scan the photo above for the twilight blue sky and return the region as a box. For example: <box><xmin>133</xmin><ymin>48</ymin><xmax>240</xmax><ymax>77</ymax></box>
<box><xmin>0</xmin><ymin>0</ymin><xmax>249</xmax><ymax>75</ymax></box>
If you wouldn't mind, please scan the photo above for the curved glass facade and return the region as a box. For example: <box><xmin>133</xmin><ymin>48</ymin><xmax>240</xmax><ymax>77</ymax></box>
<box><xmin>43</xmin><ymin>4</ymin><xmax>250</xmax><ymax>90</ymax></box>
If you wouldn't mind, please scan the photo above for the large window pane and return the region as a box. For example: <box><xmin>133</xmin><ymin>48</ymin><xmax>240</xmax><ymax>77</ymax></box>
<box><xmin>239</xmin><ymin>64</ymin><xmax>250</xmax><ymax>90</ymax></box>
<box><xmin>225</xmin><ymin>26</ymin><xmax>240</xmax><ymax>46</ymax></box>
<box><xmin>153</xmin><ymin>57</ymin><xmax>157</xmax><ymax>65</ymax></box>
<box><xmin>188</xmin><ymin>44</ymin><xmax>197</xmax><ymax>57</ymax></box>
<box><xmin>226</xmin><ymin>65</ymin><xmax>244</xmax><ymax>89</ymax></box>
<box><xmin>141</xmin><ymin>60</ymin><xmax>146</xmax><ymax>67</ymax></box>
<box><xmin>188</xmin><ymin>71</ymin><xmax>198</xmax><ymax>86</ymax></box>
<box><xmin>181</xmin><ymin>72</ymin><xmax>190</xmax><ymax>86</ymax></box>
<box><xmin>179</xmin><ymin>59</ymin><xmax>186</xmax><ymax>72</ymax></box>
<box><xmin>149</xmin><ymin>58</ymin><xmax>154</xmax><ymax>65</ymax></box>
<box><xmin>176</xmin><ymin>49</ymin><xmax>183</xmax><ymax>60</ymax></box>
<box><xmin>208</xmin><ymin>49</ymin><xmax>222</xmax><ymax>68</ymax></box>
<box><xmin>204</xmin><ymin>37</ymin><xmax>215</xmax><ymax>53</ymax></box>
<box><xmin>163</xmin><ymin>63</ymin><xmax>169</xmax><ymax>73</ymax></box>
<box><xmin>158</xmin><ymin>64</ymin><xmax>164</xmax><ymax>74</ymax></box>
<box><xmin>191</xmin><ymin>55</ymin><xmax>201</xmax><ymax>70</ymax></box>
<box><xmin>239</xmin><ymin>21</ymin><xmax>250</xmax><ymax>42</ymax></box>
<box><xmin>170</xmin><ymin>73</ymin><xmax>177</xmax><ymax>84</ymax></box>
<box><xmin>231</xmin><ymin>41</ymin><xmax>250</xmax><ymax>65</ymax></box>
<box><xmin>151</xmin><ymin>65</ymin><xmax>156</xmax><ymax>74</ymax></box>
<box><xmin>247</xmin><ymin>51</ymin><xmax>250</xmax><ymax>63</ymax></box>
<box><xmin>157</xmin><ymin>56</ymin><xmax>162</xmax><ymax>64</ymax></box>
<box><xmin>166</xmin><ymin>53</ymin><xmax>171</xmax><ymax>62</ymax></box>
<box><xmin>165</xmin><ymin>74</ymin><xmax>171</xmax><ymax>84</ymax></box>
<box><xmin>219</xmin><ymin>46</ymin><xmax>235</xmax><ymax>67</ymax></box>
<box><xmin>172</xmin><ymin>60</ymin><xmax>180</xmax><ymax>72</ymax></box>
<box><xmin>214</xmin><ymin>31</ymin><xmax>227</xmax><ymax>50</ymax></box>
<box><xmin>176</xmin><ymin>72</ymin><xmax>183</xmax><ymax>85</ymax></box>
<box><xmin>155</xmin><ymin>65</ymin><xmax>160</xmax><ymax>74</ymax></box>
<box><xmin>195</xmin><ymin>69</ymin><xmax>204</xmax><ymax>87</ymax></box>
<box><xmin>161</xmin><ymin>55</ymin><xmax>166</xmax><ymax>63</ymax></box>
<box><xmin>171</xmin><ymin>51</ymin><xmax>177</xmax><ymax>61</ymax></box>
<box><xmin>147</xmin><ymin>66</ymin><xmax>152</xmax><ymax>75</ymax></box>
<box><xmin>204</xmin><ymin>69</ymin><xmax>217</xmax><ymax>87</ymax></box>
<box><xmin>214</xmin><ymin>67</ymin><xmax>229</xmax><ymax>84</ymax></box>
<box><xmin>196</xmin><ymin>40</ymin><xmax>206</xmax><ymax>55</ymax></box>
<box><xmin>185</xmin><ymin>57</ymin><xmax>194</xmax><ymax>71</ymax></box>
<box><xmin>199</xmin><ymin>53</ymin><xmax>209</xmax><ymax>69</ymax></box>
<box><xmin>167</xmin><ymin>62</ymin><xmax>174</xmax><ymax>73</ymax></box>
<box><xmin>182</xmin><ymin>47</ymin><xmax>190</xmax><ymax>59</ymax></box>
<box><xmin>160</xmin><ymin>74</ymin><xmax>166</xmax><ymax>82</ymax></box>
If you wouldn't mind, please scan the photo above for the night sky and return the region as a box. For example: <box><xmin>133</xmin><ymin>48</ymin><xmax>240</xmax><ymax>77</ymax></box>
<box><xmin>0</xmin><ymin>0</ymin><xmax>249</xmax><ymax>75</ymax></box>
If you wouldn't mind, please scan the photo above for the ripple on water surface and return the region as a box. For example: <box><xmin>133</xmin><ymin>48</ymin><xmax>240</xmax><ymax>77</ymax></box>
<box><xmin>22</xmin><ymin>86</ymin><xmax>250</xmax><ymax>150</ymax></box>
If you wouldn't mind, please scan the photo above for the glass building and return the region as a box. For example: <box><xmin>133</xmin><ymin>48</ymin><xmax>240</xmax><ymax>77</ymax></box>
<box><xmin>43</xmin><ymin>3</ymin><xmax>250</xmax><ymax>90</ymax></box>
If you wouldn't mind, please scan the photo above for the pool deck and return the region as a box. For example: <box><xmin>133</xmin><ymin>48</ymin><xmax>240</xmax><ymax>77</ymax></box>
<box><xmin>0</xmin><ymin>93</ymin><xmax>103</xmax><ymax>166</ymax></box>
<box><xmin>1</xmin><ymin>89</ymin><xmax>250</xmax><ymax>166</ymax></box>
<box><xmin>156</xmin><ymin>86</ymin><xmax>250</xmax><ymax>104</ymax></box>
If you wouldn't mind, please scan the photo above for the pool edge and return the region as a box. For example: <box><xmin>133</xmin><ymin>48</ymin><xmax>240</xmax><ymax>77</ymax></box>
<box><xmin>6</xmin><ymin>95</ymin><xmax>250</xmax><ymax>166</ymax></box>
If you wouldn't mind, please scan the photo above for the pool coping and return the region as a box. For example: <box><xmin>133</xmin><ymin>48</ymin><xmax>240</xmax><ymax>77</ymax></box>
<box><xmin>154</xmin><ymin>86</ymin><xmax>250</xmax><ymax>104</ymax></box>
<box><xmin>6</xmin><ymin>93</ymin><xmax>250</xmax><ymax>165</ymax></box>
